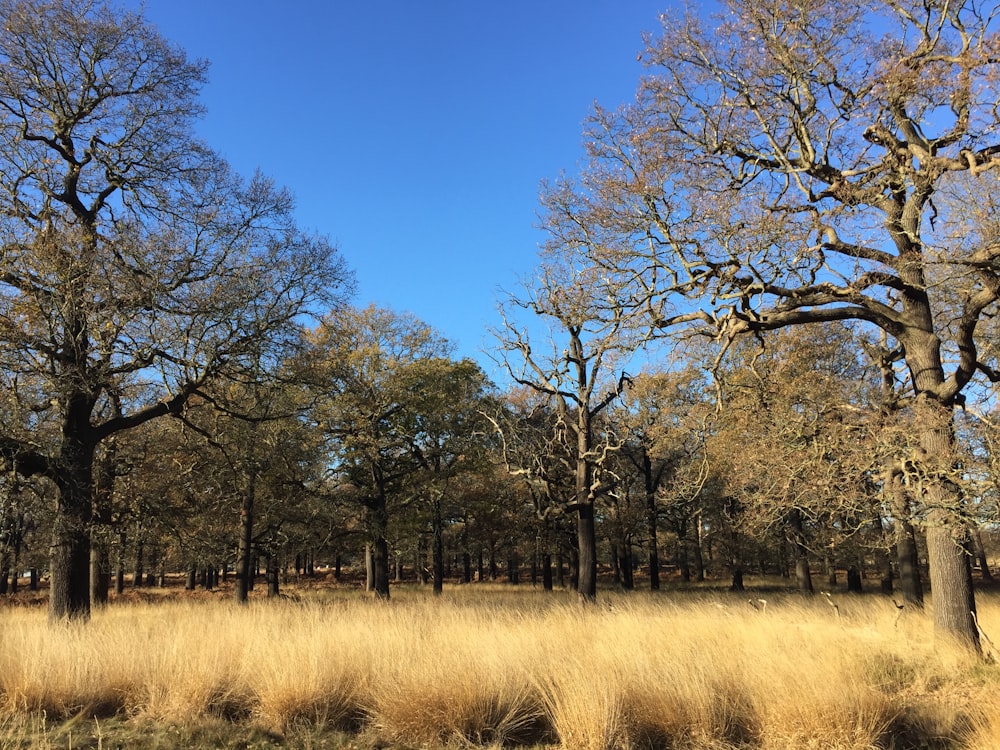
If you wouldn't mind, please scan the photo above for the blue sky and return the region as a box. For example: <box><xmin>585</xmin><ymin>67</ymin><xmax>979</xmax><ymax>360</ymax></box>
<box><xmin>130</xmin><ymin>2</ymin><xmax>669</xmax><ymax>374</ymax></box>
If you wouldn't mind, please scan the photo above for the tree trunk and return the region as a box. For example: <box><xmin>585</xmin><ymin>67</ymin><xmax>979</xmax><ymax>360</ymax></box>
<box><xmin>234</xmin><ymin>488</ymin><xmax>254</xmax><ymax>604</ymax></box>
<box><xmin>788</xmin><ymin>509</ymin><xmax>813</xmax><ymax>594</ymax></box>
<box><xmin>133</xmin><ymin>536</ymin><xmax>144</xmax><ymax>589</ymax></box>
<box><xmin>692</xmin><ymin>513</ymin><xmax>705</xmax><ymax>582</ymax></box>
<box><xmin>267</xmin><ymin>553</ymin><xmax>279</xmax><ymax>597</ymax></box>
<box><xmin>730</xmin><ymin>567</ymin><xmax>744</xmax><ymax>591</ymax></box>
<box><xmin>610</xmin><ymin>541</ymin><xmax>621</xmax><ymax>587</ymax></box>
<box><xmin>507</xmin><ymin>550</ymin><xmax>519</xmax><ymax>584</ymax></box>
<box><xmin>364</xmin><ymin>543</ymin><xmax>374</xmax><ymax>591</ymax></box>
<box><xmin>367</xmin><ymin>473</ymin><xmax>391</xmax><ymax>598</ymax></box>
<box><xmin>89</xmin><ymin>545</ymin><xmax>110</xmax><ymax>607</ymax></box>
<box><xmin>432</xmin><ymin>496</ymin><xmax>444</xmax><ymax>596</ymax></box>
<box><xmin>676</xmin><ymin>518</ymin><xmax>691</xmax><ymax>583</ymax></box>
<box><xmin>89</xmin><ymin>441</ymin><xmax>116</xmax><ymax>607</ymax></box>
<box><xmin>913</xmin><ymin>396</ymin><xmax>979</xmax><ymax>652</ymax></box>
<box><xmin>50</xmin><ymin>450</ymin><xmax>94</xmax><ymax>620</ymax></box>
<box><xmin>888</xmin><ymin>471</ymin><xmax>924</xmax><ymax>606</ymax></box>
<box><xmin>897</xmin><ymin>519</ymin><xmax>924</xmax><ymax>607</ymax></box>
<box><xmin>643</xmin><ymin>453</ymin><xmax>661</xmax><ymax>591</ymax></box>
<box><xmin>568</xmin><ymin>541</ymin><xmax>579</xmax><ymax>591</ymax></box>
<box><xmin>577</xmin><ymin>501</ymin><xmax>597</xmax><ymax>600</ymax></box>
<box><xmin>971</xmin><ymin>528</ymin><xmax>993</xmax><ymax>582</ymax></box>
<box><xmin>847</xmin><ymin>566</ymin><xmax>863</xmax><ymax>593</ymax></box>
<box><xmin>872</xmin><ymin>513</ymin><xmax>894</xmax><ymax>594</ymax></box>
<box><xmin>616</xmin><ymin>537</ymin><xmax>634</xmax><ymax>590</ymax></box>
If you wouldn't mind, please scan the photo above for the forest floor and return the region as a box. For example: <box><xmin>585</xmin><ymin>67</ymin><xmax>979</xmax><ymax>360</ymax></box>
<box><xmin>1</xmin><ymin>574</ymin><xmax>999</xmax><ymax>749</ymax></box>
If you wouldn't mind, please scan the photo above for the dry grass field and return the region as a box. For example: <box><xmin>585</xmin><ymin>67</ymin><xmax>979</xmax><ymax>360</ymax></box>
<box><xmin>0</xmin><ymin>582</ymin><xmax>999</xmax><ymax>749</ymax></box>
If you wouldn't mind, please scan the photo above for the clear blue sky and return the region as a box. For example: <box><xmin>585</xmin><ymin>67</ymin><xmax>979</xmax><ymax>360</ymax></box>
<box><xmin>130</xmin><ymin>2</ymin><xmax>668</xmax><ymax>372</ymax></box>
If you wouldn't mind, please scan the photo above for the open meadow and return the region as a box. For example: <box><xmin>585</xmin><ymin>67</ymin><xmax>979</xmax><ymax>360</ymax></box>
<box><xmin>1</xmin><ymin>583</ymin><xmax>999</xmax><ymax>749</ymax></box>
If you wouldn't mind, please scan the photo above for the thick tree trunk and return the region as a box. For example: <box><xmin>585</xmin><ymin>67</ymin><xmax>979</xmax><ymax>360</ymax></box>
<box><xmin>847</xmin><ymin>566</ymin><xmax>863</xmax><ymax>593</ymax></box>
<box><xmin>50</xmin><ymin>452</ymin><xmax>94</xmax><ymax>620</ymax></box>
<box><xmin>788</xmin><ymin>509</ymin><xmax>813</xmax><ymax>595</ymax></box>
<box><xmin>730</xmin><ymin>568</ymin><xmax>744</xmax><ymax>592</ymax></box>
<box><xmin>507</xmin><ymin>550</ymin><xmax>519</xmax><ymax>584</ymax></box>
<box><xmin>369</xmin><ymin>497</ymin><xmax>391</xmax><ymax>599</ymax></box>
<box><xmin>234</xmin><ymin>489</ymin><xmax>254</xmax><ymax>604</ymax></box>
<box><xmin>927</xmin><ymin>522</ymin><xmax>979</xmax><ymax>650</ymax></box>
<box><xmin>577</xmin><ymin>502</ymin><xmax>597</xmax><ymax>600</ymax></box>
<box><xmin>913</xmin><ymin>396</ymin><xmax>979</xmax><ymax>652</ymax></box>
<box><xmin>541</xmin><ymin>552</ymin><xmax>553</xmax><ymax>591</ymax></box>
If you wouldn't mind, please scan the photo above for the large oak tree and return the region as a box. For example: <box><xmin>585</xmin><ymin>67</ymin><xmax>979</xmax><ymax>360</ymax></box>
<box><xmin>544</xmin><ymin>0</ymin><xmax>1000</xmax><ymax>651</ymax></box>
<box><xmin>0</xmin><ymin>0</ymin><xmax>351</xmax><ymax>618</ymax></box>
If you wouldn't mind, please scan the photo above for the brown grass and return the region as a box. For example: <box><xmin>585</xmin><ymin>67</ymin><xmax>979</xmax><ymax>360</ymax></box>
<box><xmin>0</xmin><ymin>585</ymin><xmax>998</xmax><ymax>748</ymax></box>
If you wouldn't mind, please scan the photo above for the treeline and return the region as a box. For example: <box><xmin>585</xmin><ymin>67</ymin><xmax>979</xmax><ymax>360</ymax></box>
<box><xmin>1</xmin><ymin>310</ymin><xmax>996</xmax><ymax>608</ymax></box>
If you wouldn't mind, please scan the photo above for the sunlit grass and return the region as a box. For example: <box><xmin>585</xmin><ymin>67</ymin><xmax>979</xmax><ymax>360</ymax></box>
<box><xmin>0</xmin><ymin>585</ymin><xmax>998</xmax><ymax>748</ymax></box>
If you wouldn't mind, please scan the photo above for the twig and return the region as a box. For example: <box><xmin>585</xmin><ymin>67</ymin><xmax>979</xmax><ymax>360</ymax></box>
<box><xmin>821</xmin><ymin>591</ymin><xmax>840</xmax><ymax>619</ymax></box>
<box><xmin>972</xmin><ymin>610</ymin><xmax>997</xmax><ymax>661</ymax></box>
<box><xmin>892</xmin><ymin>599</ymin><xmax>905</xmax><ymax>628</ymax></box>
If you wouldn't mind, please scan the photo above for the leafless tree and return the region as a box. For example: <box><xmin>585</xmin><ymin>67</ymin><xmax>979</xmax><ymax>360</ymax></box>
<box><xmin>544</xmin><ymin>0</ymin><xmax>1000</xmax><ymax>651</ymax></box>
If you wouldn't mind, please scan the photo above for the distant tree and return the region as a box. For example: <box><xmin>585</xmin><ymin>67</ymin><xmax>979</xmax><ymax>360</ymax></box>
<box><xmin>611</xmin><ymin>367</ymin><xmax>712</xmax><ymax>589</ymax></box>
<box><xmin>306</xmin><ymin>305</ymin><xmax>452</xmax><ymax>599</ymax></box>
<box><xmin>493</xmin><ymin>261</ymin><xmax>636</xmax><ymax>601</ymax></box>
<box><xmin>0</xmin><ymin>0</ymin><xmax>350</xmax><ymax>618</ymax></box>
<box><xmin>404</xmin><ymin>357</ymin><xmax>493</xmax><ymax>594</ymax></box>
<box><xmin>707</xmin><ymin>326</ymin><xmax>884</xmax><ymax>593</ymax></box>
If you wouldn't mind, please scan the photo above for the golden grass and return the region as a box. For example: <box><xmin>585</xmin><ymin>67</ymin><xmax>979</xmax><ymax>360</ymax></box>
<box><xmin>0</xmin><ymin>587</ymin><xmax>998</xmax><ymax>749</ymax></box>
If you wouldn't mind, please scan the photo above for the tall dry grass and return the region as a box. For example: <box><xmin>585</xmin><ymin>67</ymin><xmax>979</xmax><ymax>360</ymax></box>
<box><xmin>0</xmin><ymin>587</ymin><xmax>998</xmax><ymax>749</ymax></box>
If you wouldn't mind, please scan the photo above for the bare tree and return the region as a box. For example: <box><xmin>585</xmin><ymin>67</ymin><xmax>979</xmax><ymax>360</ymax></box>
<box><xmin>0</xmin><ymin>0</ymin><xmax>351</xmax><ymax>619</ymax></box>
<box><xmin>492</xmin><ymin>262</ymin><xmax>637</xmax><ymax>601</ymax></box>
<box><xmin>545</xmin><ymin>0</ymin><xmax>1000</xmax><ymax>651</ymax></box>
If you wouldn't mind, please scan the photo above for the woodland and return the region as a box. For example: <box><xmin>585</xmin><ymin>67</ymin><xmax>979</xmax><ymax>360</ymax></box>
<box><xmin>3</xmin><ymin>0</ymin><xmax>1000</xmax><ymax>747</ymax></box>
<box><xmin>0</xmin><ymin>0</ymin><xmax>999</xmax><ymax>712</ymax></box>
